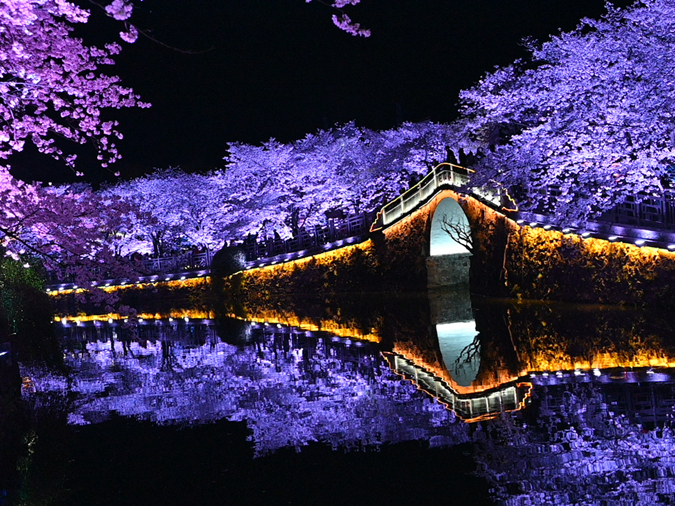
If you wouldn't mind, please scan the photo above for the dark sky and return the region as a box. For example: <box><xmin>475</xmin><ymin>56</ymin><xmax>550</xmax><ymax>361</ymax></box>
<box><xmin>13</xmin><ymin>0</ymin><xmax>632</xmax><ymax>185</ymax></box>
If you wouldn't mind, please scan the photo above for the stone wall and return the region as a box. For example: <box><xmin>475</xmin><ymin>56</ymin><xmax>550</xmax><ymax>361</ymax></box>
<box><xmin>504</xmin><ymin>226</ymin><xmax>675</xmax><ymax>305</ymax></box>
<box><xmin>216</xmin><ymin>187</ymin><xmax>675</xmax><ymax>307</ymax></box>
<box><xmin>426</xmin><ymin>253</ymin><xmax>471</xmax><ymax>288</ymax></box>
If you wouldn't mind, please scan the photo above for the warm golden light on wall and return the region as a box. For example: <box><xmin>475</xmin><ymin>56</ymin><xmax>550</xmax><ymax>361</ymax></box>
<box><xmin>54</xmin><ymin>308</ymin><xmax>215</xmax><ymax>324</ymax></box>
<box><xmin>48</xmin><ymin>276</ymin><xmax>210</xmax><ymax>297</ymax></box>
<box><xmin>226</xmin><ymin>311</ymin><xmax>381</xmax><ymax>343</ymax></box>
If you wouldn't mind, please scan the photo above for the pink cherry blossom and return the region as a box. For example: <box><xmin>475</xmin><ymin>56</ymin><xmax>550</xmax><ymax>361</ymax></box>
<box><xmin>0</xmin><ymin>0</ymin><xmax>148</xmax><ymax>172</ymax></box>
<box><xmin>104</xmin><ymin>0</ymin><xmax>133</xmax><ymax>21</ymax></box>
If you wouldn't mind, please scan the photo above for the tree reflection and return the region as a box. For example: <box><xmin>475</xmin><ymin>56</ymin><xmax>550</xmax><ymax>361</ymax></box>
<box><xmin>18</xmin><ymin>292</ymin><xmax>675</xmax><ymax>504</ymax></box>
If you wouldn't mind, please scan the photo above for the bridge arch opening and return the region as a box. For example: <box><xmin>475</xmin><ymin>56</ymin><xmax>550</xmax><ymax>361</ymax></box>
<box><xmin>436</xmin><ymin>321</ymin><xmax>480</xmax><ymax>387</ymax></box>
<box><xmin>430</xmin><ymin>197</ymin><xmax>472</xmax><ymax>256</ymax></box>
<box><xmin>427</xmin><ymin>197</ymin><xmax>472</xmax><ymax>287</ymax></box>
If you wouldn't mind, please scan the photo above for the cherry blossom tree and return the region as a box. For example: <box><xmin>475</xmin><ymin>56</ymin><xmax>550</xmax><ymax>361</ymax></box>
<box><xmin>305</xmin><ymin>0</ymin><xmax>370</xmax><ymax>37</ymax></box>
<box><xmin>0</xmin><ymin>0</ymin><xmax>148</xmax><ymax>172</ymax></box>
<box><xmin>103</xmin><ymin>168</ymin><xmax>229</xmax><ymax>256</ymax></box>
<box><xmin>221</xmin><ymin>121</ymin><xmax>454</xmax><ymax>238</ymax></box>
<box><xmin>0</xmin><ymin>0</ymin><xmax>151</xmax><ymax>288</ymax></box>
<box><xmin>0</xmin><ymin>168</ymin><xmax>141</xmax><ymax>288</ymax></box>
<box><xmin>99</xmin><ymin>122</ymin><xmax>454</xmax><ymax>250</ymax></box>
<box><xmin>456</xmin><ymin>0</ymin><xmax>675</xmax><ymax>224</ymax></box>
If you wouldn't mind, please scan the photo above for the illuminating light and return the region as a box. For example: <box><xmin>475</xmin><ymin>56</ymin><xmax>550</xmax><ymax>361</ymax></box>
<box><xmin>562</xmin><ymin>228</ymin><xmax>572</xmax><ymax>233</ymax></box>
<box><xmin>581</xmin><ymin>232</ymin><xmax>591</xmax><ymax>238</ymax></box>
<box><xmin>635</xmin><ymin>239</ymin><xmax>646</xmax><ymax>246</ymax></box>
<box><xmin>668</xmin><ymin>244</ymin><xmax>675</xmax><ymax>250</ymax></box>
<box><xmin>516</xmin><ymin>219</ymin><xmax>525</xmax><ymax>224</ymax></box>
<box><xmin>608</xmin><ymin>235</ymin><xmax>619</xmax><ymax>241</ymax></box>
<box><xmin>543</xmin><ymin>224</ymin><xmax>552</xmax><ymax>230</ymax></box>
<box><xmin>529</xmin><ymin>222</ymin><xmax>537</xmax><ymax>227</ymax></box>
<box><xmin>430</xmin><ymin>198</ymin><xmax>472</xmax><ymax>255</ymax></box>
<box><xmin>436</xmin><ymin>321</ymin><xmax>480</xmax><ymax>387</ymax></box>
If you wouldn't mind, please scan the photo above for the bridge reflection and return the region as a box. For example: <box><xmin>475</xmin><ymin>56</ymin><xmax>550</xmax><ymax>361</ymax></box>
<box><xmin>383</xmin><ymin>351</ymin><xmax>531</xmax><ymax>423</ymax></box>
<box><xmin>40</xmin><ymin>293</ymin><xmax>675</xmax><ymax>506</ymax></box>
<box><xmin>221</xmin><ymin>287</ymin><xmax>675</xmax><ymax>424</ymax></box>
<box><xmin>52</xmin><ymin>287</ymin><xmax>675</xmax><ymax>426</ymax></box>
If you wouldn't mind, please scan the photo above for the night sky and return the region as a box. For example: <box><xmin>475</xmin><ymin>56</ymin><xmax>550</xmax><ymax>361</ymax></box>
<box><xmin>13</xmin><ymin>0</ymin><xmax>632</xmax><ymax>185</ymax></box>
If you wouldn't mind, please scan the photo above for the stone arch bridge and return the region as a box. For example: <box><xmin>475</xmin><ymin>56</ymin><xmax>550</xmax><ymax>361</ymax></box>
<box><xmin>223</xmin><ymin>164</ymin><xmax>675</xmax><ymax>306</ymax></box>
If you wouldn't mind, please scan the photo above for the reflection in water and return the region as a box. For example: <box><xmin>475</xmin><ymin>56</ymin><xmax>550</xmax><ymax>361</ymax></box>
<box><xmin>475</xmin><ymin>379</ymin><xmax>675</xmax><ymax>505</ymax></box>
<box><xmin>382</xmin><ymin>352</ymin><xmax>531</xmax><ymax>423</ymax></box>
<box><xmin>436</xmin><ymin>321</ymin><xmax>480</xmax><ymax>387</ymax></box>
<box><xmin>25</xmin><ymin>315</ymin><xmax>468</xmax><ymax>456</ymax></box>
<box><xmin>16</xmin><ymin>291</ymin><xmax>675</xmax><ymax>504</ymax></box>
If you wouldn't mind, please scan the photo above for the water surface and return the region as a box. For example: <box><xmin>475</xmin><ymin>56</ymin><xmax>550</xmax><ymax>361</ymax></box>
<box><xmin>4</xmin><ymin>289</ymin><xmax>675</xmax><ymax>505</ymax></box>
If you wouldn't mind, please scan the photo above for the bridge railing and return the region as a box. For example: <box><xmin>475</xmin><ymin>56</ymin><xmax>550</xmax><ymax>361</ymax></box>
<box><xmin>372</xmin><ymin>163</ymin><xmax>498</xmax><ymax>229</ymax></box>
<box><xmin>46</xmin><ymin>250</ymin><xmax>214</xmax><ymax>287</ymax></box>
<box><xmin>602</xmin><ymin>191</ymin><xmax>675</xmax><ymax>230</ymax></box>
<box><xmin>142</xmin><ymin>251</ymin><xmax>213</xmax><ymax>274</ymax></box>
<box><xmin>240</xmin><ymin>211</ymin><xmax>374</xmax><ymax>262</ymax></box>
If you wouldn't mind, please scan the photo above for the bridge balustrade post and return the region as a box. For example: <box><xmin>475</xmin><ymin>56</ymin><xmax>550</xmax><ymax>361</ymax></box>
<box><xmin>327</xmin><ymin>219</ymin><xmax>336</xmax><ymax>242</ymax></box>
<box><xmin>313</xmin><ymin>224</ymin><xmax>322</xmax><ymax>246</ymax></box>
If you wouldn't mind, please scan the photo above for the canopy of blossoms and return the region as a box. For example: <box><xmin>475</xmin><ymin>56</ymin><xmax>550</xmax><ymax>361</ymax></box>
<box><xmin>456</xmin><ymin>0</ymin><xmax>675</xmax><ymax>224</ymax></box>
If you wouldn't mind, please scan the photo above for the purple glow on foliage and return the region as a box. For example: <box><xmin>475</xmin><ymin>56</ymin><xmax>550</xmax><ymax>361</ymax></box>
<box><xmin>457</xmin><ymin>0</ymin><xmax>675</xmax><ymax>224</ymax></box>
<box><xmin>23</xmin><ymin>325</ymin><xmax>465</xmax><ymax>455</ymax></box>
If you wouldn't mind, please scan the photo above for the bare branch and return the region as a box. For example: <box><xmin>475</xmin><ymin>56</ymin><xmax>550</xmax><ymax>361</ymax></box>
<box><xmin>440</xmin><ymin>214</ymin><xmax>474</xmax><ymax>253</ymax></box>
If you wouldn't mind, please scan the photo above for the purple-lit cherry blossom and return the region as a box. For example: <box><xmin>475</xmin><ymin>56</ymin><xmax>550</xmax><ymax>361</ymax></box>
<box><xmin>305</xmin><ymin>0</ymin><xmax>369</xmax><ymax>37</ymax></box>
<box><xmin>456</xmin><ymin>0</ymin><xmax>675</xmax><ymax>224</ymax></box>
<box><xmin>0</xmin><ymin>0</ymin><xmax>148</xmax><ymax>172</ymax></box>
